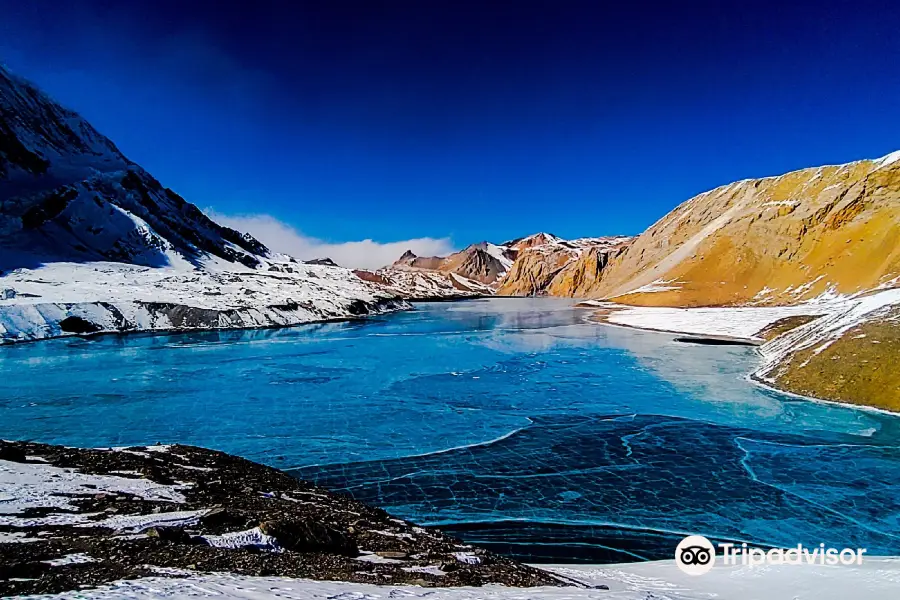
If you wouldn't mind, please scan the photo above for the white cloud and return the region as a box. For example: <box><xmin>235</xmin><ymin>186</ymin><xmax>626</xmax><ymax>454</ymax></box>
<box><xmin>206</xmin><ymin>211</ymin><xmax>456</xmax><ymax>270</ymax></box>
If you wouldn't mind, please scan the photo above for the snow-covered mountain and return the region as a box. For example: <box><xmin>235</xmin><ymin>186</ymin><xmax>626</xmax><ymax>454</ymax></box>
<box><xmin>379</xmin><ymin>234</ymin><xmax>633</xmax><ymax>299</ymax></box>
<box><xmin>354</xmin><ymin>266</ymin><xmax>494</xmax><ymax>300</ymax></box>
<box><xmin>391</xmin><ymin>241</ymin><xmax>516</xmax><ymax>286</ymax></box>
<box><xmin>0</xmin><ymin>65</ymin><xmax>271</xmax><ymax>269</ymax></box>
<box><xmin>0</xmin><ymin>65</ymin><xmax>407</xmax><ymax>343</ymax></box>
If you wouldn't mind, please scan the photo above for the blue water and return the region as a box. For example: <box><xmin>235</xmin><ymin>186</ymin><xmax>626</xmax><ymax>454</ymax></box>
<box><xmin>2</xmin><ymin>298</ymin><xmax>899</xmax><ymax>561</ymax></box>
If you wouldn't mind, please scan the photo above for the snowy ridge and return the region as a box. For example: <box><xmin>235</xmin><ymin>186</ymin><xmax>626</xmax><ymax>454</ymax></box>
<box><xmin>0</xmin><ymin>261</ymin><xmax>408</xmax><ymax>344</ymax></box>
<box><xmin>1</xmin><ymin>65</ymin><xmax>410</xmax><ymax>342</ymax></box>
<box><xmin>354</xmin><ymin>267</ymin><xmax>493</xmax><ymax>300</ymax></box>
<box><xmin>382</xmin><ymin>234</ymin><xmax>632</xmax><ymax>299</ymax></box>
<box><xmin>0</xmin><ymin>64</ymin><xmax>129</xmax><ymax>189</ymax></box>
<box><xmin>483</xmin><ymin>242</ymin><xmax>515</xmax><ymax>272</ymax></box>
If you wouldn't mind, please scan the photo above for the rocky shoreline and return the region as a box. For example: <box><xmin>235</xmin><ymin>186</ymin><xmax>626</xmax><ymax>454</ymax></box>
<box><xmin>0</xmin><ymin>441</ymin><xmax>570</xmax><ymax>596</ymax></box>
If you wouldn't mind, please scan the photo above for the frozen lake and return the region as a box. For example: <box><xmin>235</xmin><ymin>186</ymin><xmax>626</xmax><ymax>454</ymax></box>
<box><xmin>2</xmin><ymin>298</ymin><xmax>899</xmax><ymax>561</ymax></box>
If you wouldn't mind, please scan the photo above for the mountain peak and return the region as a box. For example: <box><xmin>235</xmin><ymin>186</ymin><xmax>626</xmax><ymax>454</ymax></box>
<box><xmin>0</xmin><ymin>66</ymin><xmax>269</xmax><ymax>269</ymax></box>
<box><xmin>0</xmin><ymin>65</ymin><xmax>129</xmax><ymax>186</ymax></box>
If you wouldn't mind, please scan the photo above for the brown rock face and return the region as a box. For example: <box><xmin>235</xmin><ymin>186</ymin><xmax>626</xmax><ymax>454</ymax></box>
<box><xmin>546</xmin><ymin>245</ymin><xmax>624</xmax><ymax>297</ymax></box>
<box><xmin>504</xmin><ymin>232</ymin><xmax>563</xmax><ymax>251</ymax></box>
<box><xmin>390</xmin><ymin>243</ymin><xmax>514</xmax><ymax>286</ymax></box>
<box><xmin>546</xmin><ymin>153</ymin><xmax>900</xmax><ymax>306</ymax></box>
<box><xmin>353</xmin><ymin>270</ymin><xmax>390</xmax><ymax>285</ymax></box>
<box><xmin>495</xmin><ymin>245</ymin><xmax>579</xmax><ymax>296</ymax></box>
<box><xmin>496</xmin><ymin>235</ymin><xmax>631</xmax><ymax>296</ymax></box>
<box><xmin>394</xmin><ymin>250</ymin><xmax>444</xmax><ymax>271</ymax></box>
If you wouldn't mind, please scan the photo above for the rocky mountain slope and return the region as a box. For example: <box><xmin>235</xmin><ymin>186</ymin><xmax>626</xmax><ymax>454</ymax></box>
<box><xmin>353</xmin><ymin>267</ymin><xmax>494</xmax><ymax>300</ymax></box>
<box><xmin>378</xmin><ymin>234</ymin><xmax>632</xmax><ymax>300</ymax></box>
<box><xmin>566</xmin><ymin>152</ymin><xmax>900</xmax><ymax>306</ymax></box>
<box><xmin>392</xmin><ymin>242</ymin><xmax>516</xmax><ymax>287</ymax></box>
<box><xmin>496</xmin><ymin>234</ymin><xmax>631</xmax><ymax>296</ymax></box>
<box><xmin>0</xmin><ymin>440</ymin><xmax>562</xmax><ymax>596</ymax></box>
<box><xmin>569</xmin><ymin>151</ymin><xmax>900</xmax><ymax>411</ymax></box>
<box><xmin>0</xmin><ymin>66</ymin><xmax>268</xmax><ymax>269</ymax></box>
<box><xmin>0</xmin><ymin>65</ymin><xmax>407</xmax><ymax>342</ymax></box>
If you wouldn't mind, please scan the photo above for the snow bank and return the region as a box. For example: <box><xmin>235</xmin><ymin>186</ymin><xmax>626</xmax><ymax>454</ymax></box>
<box><xmin>0</xmin><ymin>458</ymin><xmax>187</xmax><ymax>526</ymax></box>
<box><xmin>756</xmin><ymin>287</ymin><xmax>900</xmax><ymax>380</ymax></box>
<box><xmin>0</xmin><ymin>260</ymin><xmax>408</xmax><ymax>344</ymax></box>
<box><xmin>13</xmin><ymin>559</ymin><xmax>900</xmax><ymax>599</ymax></box>
<box><xmin>603</xmin><ymin>304</ymin><xmax>826</xmax><ymax>340</ymax></box>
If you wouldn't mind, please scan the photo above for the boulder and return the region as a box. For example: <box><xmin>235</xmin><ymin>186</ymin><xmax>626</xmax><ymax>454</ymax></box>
<box><xmin>259</xmin><ymin>519</ymin><xmax>358</xmax><ymax>557</ymax></box>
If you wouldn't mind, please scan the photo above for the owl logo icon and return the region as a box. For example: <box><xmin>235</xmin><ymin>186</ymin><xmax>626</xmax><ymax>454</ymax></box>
<box><xmin>675</xmin><ymin>535</ymin><xmax>716</xmax><ymax>575</ymax></box>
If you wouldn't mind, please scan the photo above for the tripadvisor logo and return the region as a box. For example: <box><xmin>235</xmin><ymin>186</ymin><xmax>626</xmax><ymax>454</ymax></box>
<box><xmin>675</xmin><ymin>535</ymin><xmax>868</xmax><ymax>576</ymax></box>
<box><xmin>675</xmin><ymin>535</ymin><xmax>716</xmax><ymax>576</ymax></box>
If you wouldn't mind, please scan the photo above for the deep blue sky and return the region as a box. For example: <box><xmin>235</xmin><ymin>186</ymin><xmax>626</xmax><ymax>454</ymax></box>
<box><xmin>1</xmin><ymin>0</ymin><xmax>898</xmax><ymax>245</ymax></box>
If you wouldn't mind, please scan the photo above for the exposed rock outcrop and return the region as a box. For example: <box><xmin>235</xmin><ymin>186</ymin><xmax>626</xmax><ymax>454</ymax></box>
<box><xmin>391</xmin><ymin>242</ymin><xmax>515</xmax><ymax>286</ymax></box>
<box><xmin>304</xmin><ymin>258</ymin><xmax>339</xmax><ymax>267</ymax></box>
<box><xmin>0</xmin><ymin>441</ymin><xmax>563</xmax><ymax>596</ymax></box>
<box><xmin>496</xmin><ymin>234</ymin><xmax>631</xmax><ymax>296</ymax></box>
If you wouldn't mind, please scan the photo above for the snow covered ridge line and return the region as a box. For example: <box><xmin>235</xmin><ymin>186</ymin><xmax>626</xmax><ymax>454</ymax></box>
<box><xmin>2</xmin><ymin>63</ymin><xmax>419</xmax><ymax>342</ymax></box>
<box><xmin>0</xmin><ymin>261</ymin><xmax>412</xmax><ymax>344</ymax></box>
<box><xmin>354</xmin><ymin>267</ymin><xmax>494</xmax><ymax>301</ymax></box>
<box><xmin>0</xmin><ymin>296</ymin><xmax>408</xmax><ymax>344</ymax></box>
<box><xmin>0</xmin><ymin>440</ymin><xmax>563</xmax><ymax>597</ymax></box>
<box><xmin>754</xmin><ymin>286</ymin><xmax>900</xmax><ymax>384</ymax></box>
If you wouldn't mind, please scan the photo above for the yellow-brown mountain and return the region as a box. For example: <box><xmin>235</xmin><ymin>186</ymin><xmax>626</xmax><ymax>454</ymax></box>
<box><xmin>539</xmin><ymin>152</ymin><xmax>900</xmax><ymax>305</ymax></box>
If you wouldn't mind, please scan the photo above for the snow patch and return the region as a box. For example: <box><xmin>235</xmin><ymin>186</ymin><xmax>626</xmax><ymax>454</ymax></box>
<box><xmin>0</xmin><ymin>531</ymin><xmax>40</xmax><ymax>543</ymax></box>
<box><xmin>758</xmin><ymin>287</ymin><xmax>900</xmax><ymax>380</ymax></box>
<box><xmin>402</xmin><ymin>565</ymin><xmax>446</xmax><ymax>576</ymax></box>
<box><xmin>12</xmin><ymin>559</ymin><xmax>900</xmax><ymax>599</ymax></box>
<box><xmin>605</xmin><ymin>305</ymin><xmax>826</xmax><ymax>341</ymax></box>
<box><xmin>874</xmin><ymin>149</ymin><xmax>900</xmax><ymax>168</ymax></box>
<box><xmin>629</xmin><ymin>279</ymin><xmax>683</xmax><ymax>294</ymax></box>
<box><xmin>0</xmin><ymin>458</ymin><xmax>187</xmax><ymax>521</ymax></box>
<box><xmin>42</xmin><ymin>553</ymin><xmax>96</xmax><ymax>567</ymax></box>
<box><xmin>82</xmin><ymin>510</ymin><xmax>207</xmax><ymax>532</ymax></box>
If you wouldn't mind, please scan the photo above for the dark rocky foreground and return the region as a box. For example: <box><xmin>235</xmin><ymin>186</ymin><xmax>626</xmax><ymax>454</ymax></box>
<box><xmin>0</xmin><ymin>441</ymin><xmax>571</xmax><ymax>596</ymax></box>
